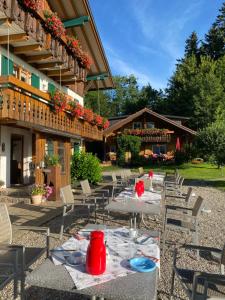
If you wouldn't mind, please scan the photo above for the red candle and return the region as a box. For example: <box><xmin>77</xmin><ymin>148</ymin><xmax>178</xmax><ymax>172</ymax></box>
<box><xmin>86</xmin><ymin>231</ymin><xmax>106</xmax><ymax>275</ymax></box>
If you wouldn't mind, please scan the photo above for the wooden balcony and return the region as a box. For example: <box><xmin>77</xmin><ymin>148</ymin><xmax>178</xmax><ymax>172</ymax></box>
<box><xmin>0</xmin><ymin>0</ymin><xmax>87</xmax><ymax>83</ymax></box>
<box><xmin>141</xmin><ymin>135</ymin><xmax>171</xmax><ymax>143</ymax></box>
<box><xmin>0</xmin><ymin>76</ymin><xmax>103</xmax><ymax>141</ymax></box>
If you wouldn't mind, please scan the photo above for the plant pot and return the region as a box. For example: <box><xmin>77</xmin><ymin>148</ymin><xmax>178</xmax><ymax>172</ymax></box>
<box><xmin>31</xmin><ymin>194</ymin><xmax>43</xmax><ymax>205</ymax></box>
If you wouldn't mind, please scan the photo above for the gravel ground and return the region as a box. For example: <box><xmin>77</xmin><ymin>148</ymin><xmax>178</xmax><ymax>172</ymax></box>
<box><xmin>0</xmin><ymin>184</ymin><xmax>224</xmax><ymax>300</ymax></box>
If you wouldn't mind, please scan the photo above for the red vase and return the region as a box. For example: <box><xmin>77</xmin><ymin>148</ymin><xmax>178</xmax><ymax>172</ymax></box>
<box><xmin>135</xmin><ymin>182</ymin><xmax>143</xmax><ymax>197</ymax></box>
<box><xmin>148</xmin><ymin>170</ymin><xmax>154</xmax><ymax>178</ymax></box>
<box><xmin>139</xmin><ymin>180</ymin><xmax>144</xmax><ymax>195</ymax></box>
<box><xmin>86</xmin><ymin>231</ymin><xmax>106</xmax><ymax>275</ymax></box>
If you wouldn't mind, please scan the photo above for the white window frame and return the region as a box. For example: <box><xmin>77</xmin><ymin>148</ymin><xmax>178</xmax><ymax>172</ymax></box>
<box><xmin>146</xmin><ymin>122</ymin><xmax>155</xmax><ymax>128</ymax></box>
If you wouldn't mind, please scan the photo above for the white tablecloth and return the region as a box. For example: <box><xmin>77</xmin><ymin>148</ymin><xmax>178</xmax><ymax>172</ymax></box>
<box><xmin>116</xmin><ymin>189</ymin><xmax>161</xmax><ymax>204</ymax></box>
<box><xmin>52</xmin><ymin>228</ymin><xmax>160</xmax><ymax>290</ymax></box>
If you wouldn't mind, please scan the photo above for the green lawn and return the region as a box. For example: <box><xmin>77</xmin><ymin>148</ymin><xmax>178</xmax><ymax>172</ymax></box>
<box><xmin>102</xmin><ymin>163</ymin><xmax>225</xmax><ymax>190</ymax></box>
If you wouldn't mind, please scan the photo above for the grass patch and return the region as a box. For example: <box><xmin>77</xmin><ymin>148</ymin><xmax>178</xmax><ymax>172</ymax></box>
<box><xmin>102</xmin><ymin>162</ymin><xmax>225</xmax><ymax>190</ymax></box>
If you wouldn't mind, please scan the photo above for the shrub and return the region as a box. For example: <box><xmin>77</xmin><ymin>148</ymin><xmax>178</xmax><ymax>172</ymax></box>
<box><xmin>117</xmin><ymin>135</ymin><xmax>141</xmax><ymax>167</ymax></box>
<box><xmin>71</xmin><ymin>152</ymin><xmax>102</xmax><ymax>184</ymax></box>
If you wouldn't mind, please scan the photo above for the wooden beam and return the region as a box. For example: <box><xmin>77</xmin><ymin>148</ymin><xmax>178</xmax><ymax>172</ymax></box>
<box><xmin>0</xmin><ymin>33</ymin><xmax>29</xmax><ymax>44</ymax></box>
<box><xmin>63</xmin><ymin>16</ymin><xmax>90</xmax><ymax>28</ymax></box>
<box><xmin>27</xmin><ymin>54</ymin><xmax>53</xmax><ymax>63</ymax></box>
<box><xmin>14</xmin><ymin>44</ymin><xmax>42</xmax><ymax>54</ymax></box>
<box><xmin>84</xmin><ymin>80</ymin><xmax>94</xmax><ymax>94</ymax></box>
<box><xmin>86</xmin><ymin>73</ymin><xmax>108</xmax><ymax>81</ymax></box>
<box><xmin>37</xmin><ymin>62</ymin><xmax>64</xmax><ymax>70</ymax></box>
<box><xmin>51</xmin><ymin>75</ymin><xmax>76</xmax><ymax>81</ymax></box>
<box><xmin>47</xmin><ymin>69</ymin><xmax>71</xmax><ymax>76</ymax></box>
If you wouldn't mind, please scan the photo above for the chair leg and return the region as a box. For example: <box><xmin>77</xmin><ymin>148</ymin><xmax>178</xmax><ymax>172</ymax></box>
<box><xmin>162</xmin><ymin>228</ymin><xmax>167</xmax><ymax>257</ymax></box>
<box><xmin>170</xmin><ymin>250</ymin><xmax>177</xmax><ymax>299</ymax></box>
<box><xmin>60</xmin><ymin>207</ymin><xmax>67</xmax><ymax>240</ymax></box>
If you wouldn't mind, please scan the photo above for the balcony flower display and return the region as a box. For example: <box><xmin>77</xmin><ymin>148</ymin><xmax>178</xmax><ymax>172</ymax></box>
<box><xmin>68</xmin><ymin>101</ymin><xmax>84</xmax><ymax>118</ymax></box>
<box><xmin>124</xmin><ymin>128</ymin><xmax>173</xmax><ymax>136</ymax></box>
<box><xmin>83</xmin><ymin>108</ymin><xmax>94</xmax><ymax>123</ymax></box>
<box><xmin>67</xmin><ymin>36</ymin><xmax>80</xmax><ymax>55</ymax></box>
<box><xmin>93</xmin><ymin>114</ymin><xmax>103</xmax><ymax>126</ymax></box>
<box><xmin>103</xmin><ymin>118</ymin><xmax>110</xmax><ymax>129</ymax></box>
<box><xmin>50</xmin><ymin>89</ymin><xmax>67</xmax><ymax>113</ymax></box>
<box><xmin>44</xmin><ymin>11</ymin><xmax>66</xmax><ymax>38</ymax></box>
<box><xmin>18</xmin><ymin>0</ymin><xmax>42</xmax><ymax>11</ymax></box>
<box><xmin>78</xmin><ymin>51</ymin><xmax>93</xmax><ymax>70</ymax></box>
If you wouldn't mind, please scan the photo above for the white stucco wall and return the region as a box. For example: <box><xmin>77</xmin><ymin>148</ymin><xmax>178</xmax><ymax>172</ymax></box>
<box><xmin>0</xmin><ymin>126</ymin><xmax>32</xmax><ymax>187</ymax></box>
<box><xmin>0</xmin><ymin>47</ymin><xmax>83</xmax><ymax>105</ymax></box>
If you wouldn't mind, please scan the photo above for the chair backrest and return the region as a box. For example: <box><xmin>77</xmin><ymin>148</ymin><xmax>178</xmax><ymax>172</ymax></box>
<box><xmin>138</xmin><ymin>167</ymin><xmax>144</xmax><ymax>175</ymax></box>
<box><xmin>111</xmin><ymin>172</ymin><xmax>117</xmax><ymax>183</ymax></box>
<box><xmin>178</xmin><ymin>176</ymin><xmax>184</xmax><ymax>187</ymax></box>
<box><xmin>185</xmin><ymin>187</ymin><xmax>193</xmax><ymax>203</ymax></box>
<box><xmin>120</xmin><ymin>171</ymin><xmax>126</xmax><ymax>179</ymax></box>
<box><xmin>0</xmin><ymin>203</ymin><xmax>12</xmax><ymax>244</ymax></box>
<box><xmin>192</xmin><ymin>196</ymin><xmax>204</xmax><ymax>217</ymax></box>
<box><xmin>80</xmin><ymin>179</ymin><xmax>92</xmax><ymax>195</ymax></box>
<box><xmin>60</xmin><ymin>185</ymin><xmax>74</xmax><ymax>205</ymax></box>
<box><xmin>124</xmin><ymin>169</ymin><xmax>132</xmax><ymax>177</ymax></box>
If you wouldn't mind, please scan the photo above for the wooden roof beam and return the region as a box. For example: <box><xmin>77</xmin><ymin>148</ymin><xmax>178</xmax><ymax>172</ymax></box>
<box><xmin>86</xmin><ymin>73</ymin><xmax>108</xmax><ymax>81</ymax></box>
<box><xmin>63</xmin><ymin>16</ymin><xmax>90</xmax><ymax>28</ymax></box>
<box><xmin>47</xmin><ymin>69</ymin><xmax>71</xmax><ymax>76</ymax></box>
<box><xmin>0</xmin><ymin>33</ymin><xmax>29</xmax><ymax>44</ymax></box>
<box><xmin>14</xmin><ymin>44</ymin><xmax>42</xmax><ymax>54</ymax></box>
<box><xmin>27</xmin><ymin>54</ymin><xmax>53</xmax><ymax>63</ymax></box>
<box><xmin>37</xmin><ymin>62</ymin><xmax>64</xmax><ymax>70</ymax></box>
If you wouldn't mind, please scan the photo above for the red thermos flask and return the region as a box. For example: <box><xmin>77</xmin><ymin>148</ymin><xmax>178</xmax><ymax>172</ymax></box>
<box><xmin>86</xmin><ymin>231</ymin><xmax>106</xmax><ymax>275</ymax></box>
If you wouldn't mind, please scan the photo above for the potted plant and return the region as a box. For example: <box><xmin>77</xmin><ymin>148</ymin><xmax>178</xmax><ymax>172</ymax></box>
<box><xmin>31</xmin><ymin>184</ymin><xmax>45</xmax><ymax>205</ymax></box>
<box><xmin>42</xmin><ymin>185</ymin><xmax>53</xmax><ymax>203</ymax></box>
<box><xmin>68</xmin><ymin>101</ymin><xmax>84</xmax><ymax>118</ymax></box>
<box><xmin>44</xmin><ymin>154</ymin><xmax>61</xmax><ymax>201</ymax></box>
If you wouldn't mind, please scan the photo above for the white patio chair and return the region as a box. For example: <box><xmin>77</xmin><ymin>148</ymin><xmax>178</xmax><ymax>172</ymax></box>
<box><xmin>60</xmin><ymin>185</ymin><xmax>96</xmax><ymax>239</ymax></box>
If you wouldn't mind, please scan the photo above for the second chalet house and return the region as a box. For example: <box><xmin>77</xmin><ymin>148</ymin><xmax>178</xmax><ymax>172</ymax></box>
<box><xmin>103</xmin><ymin>108</ymin><xmax>197</xmax><ymax>162</ymax></box>
<box><xmin>0</xmin><ymin>0</ymin><xmax>113</xmax><ymax>197</ymax></box>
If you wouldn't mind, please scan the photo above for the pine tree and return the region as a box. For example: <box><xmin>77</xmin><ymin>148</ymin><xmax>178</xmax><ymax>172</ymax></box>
<box><xmin>203</xmin><ymin>2</ymin><xmax>225</xmax><ymax>59</ymax></box>
<box><xmin>184</xmin><ymin>31</ymin><xmax>199</xmax><ymax>58</ymax></box>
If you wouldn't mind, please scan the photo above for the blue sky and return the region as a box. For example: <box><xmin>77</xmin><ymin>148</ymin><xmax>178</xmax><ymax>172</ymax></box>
<box><xmin>89</xmin><ymin>0</ymin><xmax>224</xmax><ymax>90</ymax></box>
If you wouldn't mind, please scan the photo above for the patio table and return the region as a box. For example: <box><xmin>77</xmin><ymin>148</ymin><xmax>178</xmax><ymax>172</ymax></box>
<box><xmin>105</xmin><ymin>190</ymin><xmax>162</xmax><ymax>228</ymax></box>
<box><xmin>26</xmin><ymin>224</ymin><xmax>159</xmax><ymax>300</ymax></box>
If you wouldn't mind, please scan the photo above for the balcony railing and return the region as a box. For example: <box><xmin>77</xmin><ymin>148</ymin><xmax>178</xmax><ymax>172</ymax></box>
<box><xmin>0</xmin><ymin>0</ymin><xmax>87</xmax><ymax>83</ymax></box>
<box><xmin>141</xmin><ymin>135</ymin><xmax>171</xmax><ymax>143</ymax></box>
<box><xmin>0</xmin><ymin>76</ymin><xmax>103</xmax><ymax>141</ymax></box>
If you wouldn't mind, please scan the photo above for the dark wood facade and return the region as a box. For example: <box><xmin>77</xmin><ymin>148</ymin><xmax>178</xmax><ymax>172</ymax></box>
<box><xmin>104</xmin><ymin>108</ymin><xmax>197</xmax><ymax>161</ymax></box>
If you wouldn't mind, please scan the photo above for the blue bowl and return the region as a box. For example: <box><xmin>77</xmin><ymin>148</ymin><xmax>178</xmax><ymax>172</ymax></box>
<box><xmin>129</xmin><ymin>257</ymin><xmax>156</xmax><ymax>272</ymax></box>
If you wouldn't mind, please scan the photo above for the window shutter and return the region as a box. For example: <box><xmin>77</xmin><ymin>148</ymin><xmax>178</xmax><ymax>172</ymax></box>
<box><xmin>48</xmin><ymin>82</ymin><xmax>56</xmax><ymax>95</ymax></box>
<box><xmin>31</xmin><ymin>73</ymin><xmax>40</xmax><ymax>89</ymax></box>
<box><xmin>1</xmin><ymin>55</ymin><xmax>13</xmax><ymax>75</ymax></box>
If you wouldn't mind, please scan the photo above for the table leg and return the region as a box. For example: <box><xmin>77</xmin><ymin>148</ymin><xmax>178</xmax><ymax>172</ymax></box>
<box><xmin>134</xmin><ymin>214</ymin><xmax>136</xmax><ymax>229</ymax></box>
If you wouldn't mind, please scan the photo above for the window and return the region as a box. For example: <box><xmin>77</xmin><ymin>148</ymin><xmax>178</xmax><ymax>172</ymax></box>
<box><xmin>110</xmin><ymin>145</ymin><xmax>116</xmax><ymax>153</ymax></box>
<box><xmin>45</xmin><ymin>139</ymin><xmax>54</xmax><ymax>156</ymax></box>
<box><xmin>132</xmin><ymin>122</ymin><xmax>142</xmax><ymax>129</ymax></box>
<box><xmin>152</xmin><ymin>144</ymin><xmax>166</xmax><ymax>154</ymax></box>
<box><xmin>13</xmin><ymin>65</ymin><xmax>18</xmax><ymax>78</ymax></box>
<box><xmin>58</xmin><ymin>142</ymin><xmax>65</xmax><ymax>173</ymax></box>
<box><xmin>20</xmin><ymin>70</ymin><xmax>28</xmax><ymax>83</ymax></box>
<box><xmin>147</xmin><ymin>122</ymin><xmax>155</xmax><ymax>128</ymax></box>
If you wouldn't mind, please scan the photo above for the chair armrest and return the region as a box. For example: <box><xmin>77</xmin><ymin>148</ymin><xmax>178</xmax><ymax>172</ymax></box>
<box><xmin>166</xmin><ymin>205</ymin><xmax>192</xmax><ymax>211</ymax></box>
<box><xmin>13</xmin><ymin>226</ymin><xmax>50</xmax><ymax>258</ymax></box>
<box><xmin>165</xmin><ymin>194</ymin><xmax>185</xmax><ymax>199</ymax></box>
<box><xmin>183</xmin><ymin>244</ymin><xmax>222</xmax><ymax>253</ymax></box>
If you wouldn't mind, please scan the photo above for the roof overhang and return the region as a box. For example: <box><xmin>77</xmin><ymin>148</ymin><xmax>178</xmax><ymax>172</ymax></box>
<box><xmin>104</xmin><ymin>108</ymin><xmax>197</xmax><ymax>137</ymax></box>
<box><xmin>48</xmin><ymin>0</ymin><xmax>114</xmax><ymax>91</ymax></box>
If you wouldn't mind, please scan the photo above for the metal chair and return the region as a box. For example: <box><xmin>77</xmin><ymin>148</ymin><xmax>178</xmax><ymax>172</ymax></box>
<box><xmin>111</xmin><ymin>172</ymin><xmax>125</xmax><ymax>199</ymax></box>
<box><xmin>0</xmin><ymin>203</ymin><xmax>50</xmax><ymax>299</ymax></box>
<box><xmin>162</xmin><ymin>196</ymin><xmax>204</xmax><ymax>256</ymax></box>
<box><xmin>138</xmin><ymin>167</ymin><xmax>144</xmax><ymax>176</ymax></box>
<box><xmin>170</xmin><ymin>244</ymin><xmax>225</xmax><ymax>299</ymax></box>
<box><xmin>80</xmin><ymin>179</ymin><xmax>110</xmax><ymax>221</ymax></box>
<box><xmin>165</xmin><ymin>187</ymin><xmax>193</xmax><ymax>206</ymax></box>
<box><xmin>59</xmin><ymin>185</ymin><xmax>96</xmax><ymax>239</ymax></box>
